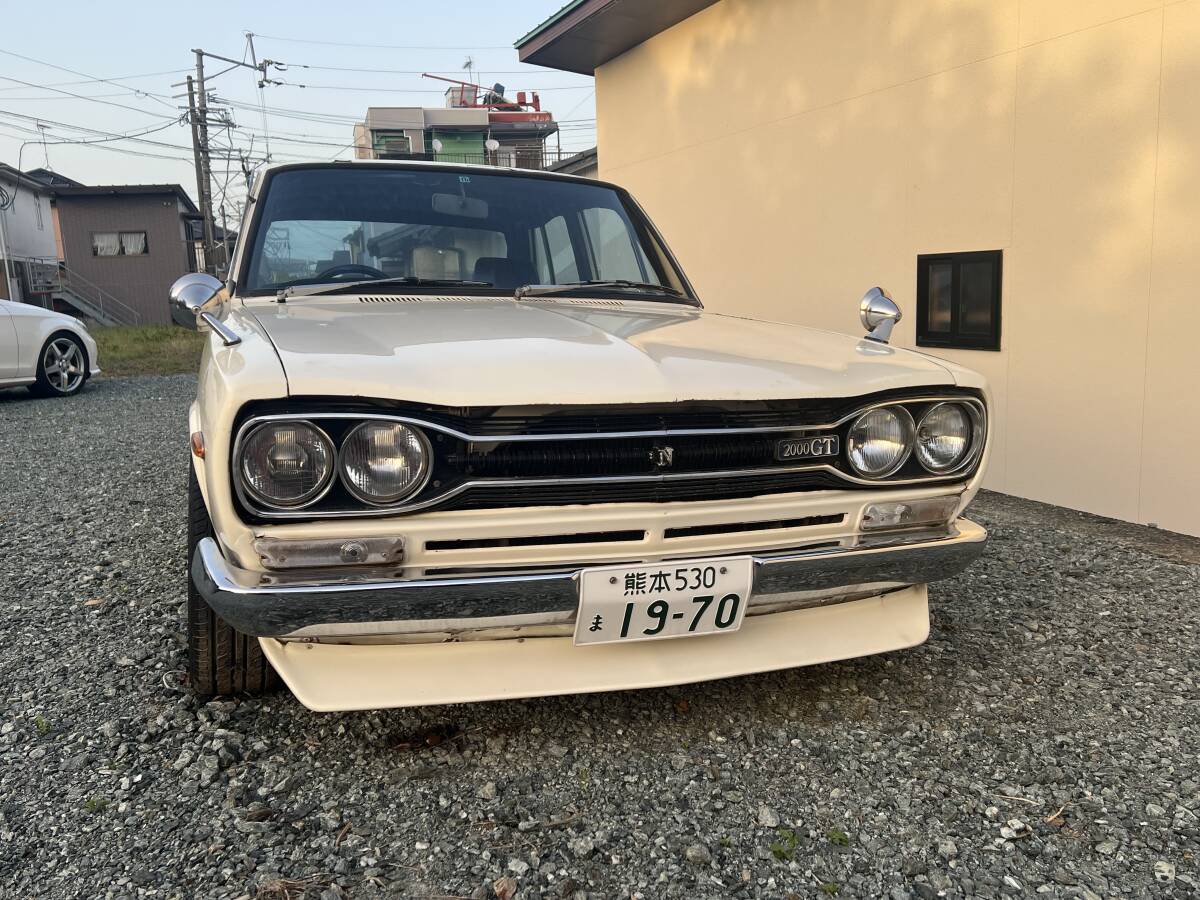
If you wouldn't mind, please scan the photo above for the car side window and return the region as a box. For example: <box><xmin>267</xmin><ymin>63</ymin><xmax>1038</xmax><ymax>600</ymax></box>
<box><xmin>530</xmin><ymin>227</ymin><xmax>552</xmax><ymax>283</ymax></box>
<box><xmin>532</xmin><ymin>215</ymin><xmax>580</xmax><ymax>284</ymax></box>
<box><xmin>579</xmin><ymin>207</ymin><xmax>653</xmax><ymax>283</ymax></box>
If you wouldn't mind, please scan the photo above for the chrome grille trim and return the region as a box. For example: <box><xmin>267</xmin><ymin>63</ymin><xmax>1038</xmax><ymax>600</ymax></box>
<box><xmin>236</xmin><ymin>396</ymin><xmax>983</xmax><ymax>443</ymax></box>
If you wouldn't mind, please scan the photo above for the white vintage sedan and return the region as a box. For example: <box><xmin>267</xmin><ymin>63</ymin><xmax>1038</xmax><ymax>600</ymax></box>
<box><xmin>173</xmin><ymin>161</ymin><xmax>990</xmax><ymax>711</ymax></box>
<box><xmin>0</xmin><ymin>299</ymin><xmax>100</xmax><ymax>397</ymax></box>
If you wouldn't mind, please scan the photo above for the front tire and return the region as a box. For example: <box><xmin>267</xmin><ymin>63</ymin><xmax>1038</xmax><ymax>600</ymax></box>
<box><xmin>31</xmin><ymin>332</ymin><xmax>88</xmax><ymax>397</ymax></box>
<box><xmin>187</xmin><ymin>465</ymin><xmax>280</xmax><ymax>698</ymax></box>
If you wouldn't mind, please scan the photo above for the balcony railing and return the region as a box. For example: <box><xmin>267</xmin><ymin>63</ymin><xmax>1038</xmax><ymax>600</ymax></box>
<box><xmin>374</xmin><ymin>148</ymin><xmax>581</xmax><ymax>171</ymax></box>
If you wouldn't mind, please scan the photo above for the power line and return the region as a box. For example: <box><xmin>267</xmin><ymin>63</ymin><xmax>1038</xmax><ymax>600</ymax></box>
<box><xmin>0</xmin><ymin>68</ymin><xmax>191</xmax><ymax>93</ymax></box>
<box><xmin>0</xmin><ymin>48</ymin><xmax>180</xmax><ymax>111</ymax></box>
<box><xmin>266</xmin><ymin>79</ymin><xmax>593</xmax><ymax>94</ymax></box>
<box><xmin>0</xmin><ymin>108</ymin><xmax>194</xmax><ymax>153</ymax></box>
<box><xmin>214</xmin><ymin>93</ymin><xmax>595</xmax><ymax>128</ymax></box>
<box><xmin>0</xmin><ymin>74</ymin><xmax>178</xmax><ymax>119</ymax></box>
<box><xmin>224</xmin><ymin>130</ymin><xmax>358</xmax><ymax>150</ymax></box>
<box><xmin>0</xmin><ymin>123</ymin><xmax>194</xmax><ymax>163</ymax></box>
<box><xmin>277</xmin><ymin>63</ymin><xmax>591</xmax><ymax>77</ymax></box>
<box><xmin>250</xmin><ymin>32</ymin><xmax>514</xmax><ymax>50</ymax></box>
<box><xmin>0</xmin><ymin>92</ymin><xmax>153</xmax><ymax>101</ymax></box>
<box><xmin>0</xmin><ymin>117</ymin><xmax>184</xmax><ymax>152</ymax></box>
<box><xmin>212</xmin><ymin>95</ymin><xmax>362</xmax><ymax>126</ymax></box>
<box><xmin>558</xmin><ymin>88</ymin><xmax>596</xmax><ymax>123</ymax></box>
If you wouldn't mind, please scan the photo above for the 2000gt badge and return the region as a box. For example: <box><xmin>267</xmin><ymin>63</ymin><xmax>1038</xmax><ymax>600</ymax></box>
<box><xmin>776</xmin><ymin>434</ymin><xmax>840</xmax><ymax>461</ymax></box>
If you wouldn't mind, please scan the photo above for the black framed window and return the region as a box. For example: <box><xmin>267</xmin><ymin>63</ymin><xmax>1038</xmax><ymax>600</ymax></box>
<box><xmin>916</xmin><ymin>250</ymin><xmax>1002</xmax><ymax>350</ymax></box>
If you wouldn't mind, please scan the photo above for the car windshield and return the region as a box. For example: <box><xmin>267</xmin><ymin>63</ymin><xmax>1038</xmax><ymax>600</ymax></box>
<box><xmin>241</xmin><ymin>166</ymin><xmax>691</xmax><ymax>299</ymax></box>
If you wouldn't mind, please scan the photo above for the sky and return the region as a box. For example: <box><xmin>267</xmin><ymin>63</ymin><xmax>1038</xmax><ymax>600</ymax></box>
<box><xmin>0</xmin><ymin>0</ymin><xmax>594</xmax><ymax>219</ymax></box>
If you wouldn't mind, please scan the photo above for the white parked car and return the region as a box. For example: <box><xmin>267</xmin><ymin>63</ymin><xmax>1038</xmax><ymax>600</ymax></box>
<box><xmin>173</xmin><ymin>161</ymin><xmax>990</xmax><ymax>711</ymax></box>
<box><xmin>0</xmin><ymin>299</ymin><xmax>100</xmax><ymax>397</ymax></box>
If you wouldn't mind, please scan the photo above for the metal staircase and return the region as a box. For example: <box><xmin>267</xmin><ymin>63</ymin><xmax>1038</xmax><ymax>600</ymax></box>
<box><xmin>28</xmin><ymin>262</ymin><xmax>142</xmax><ymax>326</ymax></box>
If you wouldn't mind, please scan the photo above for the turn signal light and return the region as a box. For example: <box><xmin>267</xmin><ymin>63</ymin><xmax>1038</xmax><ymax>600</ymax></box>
<box><xmin>252</xmin><ymin>536</ymin><xmax>405</xmax><ymax>570</ymax></box>
<box><xmin>861</xmin><ymin>496</ymin><xmax>960</xmax><ymax>531</ymax></box>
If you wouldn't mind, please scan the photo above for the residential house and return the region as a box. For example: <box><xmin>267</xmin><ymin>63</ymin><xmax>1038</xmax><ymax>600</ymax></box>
<box><xmin>50</xmin><ymin>184</ymin><xmax>201</xmax><ymax>325</ymax></box>
<box><xmin>22</xmin><ymin>168</ymin><xmax>82</xmax><ymax>264</ymax></box>
<box><xmin>353</xmin><ymin>79</ymin><xmax>563</xmax><ymax>169</ymax></box>
<box><xmin>518</xmin><ymin>0</ymin><xmax>1200</xmax><ymax>537</ymax></box>
<box><xmin>0</xmin><ymin>163</ymin><xmax>57</xmax><ymax>304</ymax></box>
<box><xmin>23</xmin><ymin>168</ymin><xmax>82</xmax><ymax>189</ymax></box>
<box><xmin>185</xmin><ymin>218</ymin><xmax>238</xmax><ymax>277</ymax></box>
<box><xmin>546</xmin><ymin>147</ymin><xmax>599</xmax><ymax>178</ymax></box>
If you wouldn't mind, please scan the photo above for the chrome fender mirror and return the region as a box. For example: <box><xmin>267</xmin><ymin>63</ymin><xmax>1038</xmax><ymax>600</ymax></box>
<box><xmin>860</xmin><ymin>287</ymin><xmax>901</xmax><ymax>344</ymax></box>
<box><xmin>169</xmin><ymin>273</ymin><xmax>240</xmax><ymax>346</ymax></box>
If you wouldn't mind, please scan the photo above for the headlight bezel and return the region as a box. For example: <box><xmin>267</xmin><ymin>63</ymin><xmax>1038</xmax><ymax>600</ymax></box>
<box><xmin>845</xmin><ymin>405</ymin><xmax>917</xmax><ymax>479</ymax></box>
<box><xmin>914</xmin><ymin>401</ymin><xmax>984</xmax><ymax>475</ymax></box>
<box><xmin>236</xmin><ymin>419</ymin><xmax>338</xmax><ymax>510</ymax></box>
<box><xmin>233</xmin><ymin>415</ymin><xmax>435</xmax><ymax>515</ymax></box>
<box><xmin>337</xmin><ymin>420</ymin><xmax>433</xmax><ymax>506</ymax></box>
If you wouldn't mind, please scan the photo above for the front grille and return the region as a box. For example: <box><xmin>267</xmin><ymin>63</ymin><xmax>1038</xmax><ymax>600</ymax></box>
<box><xmin>448</xmin><ymin>433</ymin><xmax>795</xmax><ymax>478</ymax></box>
<box><xmin>434</xmin><ymin>471</ymin><xmax>852</xmax><ymax>511</ymax></box>
<box><xmin>663</xmin><ymin>514</ymin><xmax>845</xmax><ymax>540</ymax></box>
<box><xmin>404</xmin><ymin>399</ymin><xmax>853</xmax><ymax>437</ymax></box>
<box><xmin>425</xmin><ymin>530</ymin><xmax>646</xmax><ymax>551</ymax></box>
<box><xmin>234</xmin><ymin>388</ymin><xmax>984</xmax><ymax>519</ymax></box>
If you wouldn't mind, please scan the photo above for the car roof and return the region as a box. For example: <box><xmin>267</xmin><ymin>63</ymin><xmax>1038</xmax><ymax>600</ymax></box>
<box><xmin>258</xmin><ymin>158</ymin><xmax>615</xmax><ymax>190</ymax></box>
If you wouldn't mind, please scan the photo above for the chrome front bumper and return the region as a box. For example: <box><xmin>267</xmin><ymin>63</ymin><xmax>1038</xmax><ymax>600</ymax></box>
<box><xmin>192</xmin><ymin>518</ymin><xmax>987</xmax><ymax>639</ymax></box>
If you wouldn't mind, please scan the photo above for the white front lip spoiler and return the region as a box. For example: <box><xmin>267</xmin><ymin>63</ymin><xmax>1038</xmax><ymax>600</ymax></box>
<box><xmin>260</xmin><ymin>586</ymin><xmax>931</xmax><ymax>711</ymax></box>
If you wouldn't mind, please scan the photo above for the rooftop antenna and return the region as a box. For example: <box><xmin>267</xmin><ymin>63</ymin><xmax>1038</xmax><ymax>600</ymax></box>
<box><xmin>36</xmin><ymin>121</ymin><xmax>52</xmax><ymax>169</ymax></box>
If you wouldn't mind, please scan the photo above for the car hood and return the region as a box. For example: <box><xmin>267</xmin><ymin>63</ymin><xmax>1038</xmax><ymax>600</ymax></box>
<box><xmin>246</xmin><ymin>297</ymin><xmax>955</xmax><ymax>406</ymax></box>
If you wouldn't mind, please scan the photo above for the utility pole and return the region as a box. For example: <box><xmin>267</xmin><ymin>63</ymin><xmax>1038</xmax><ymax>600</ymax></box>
<box><xmin>185</xmin><ymin>76</ymin><xmax>214</xmax><ymax>275</ymax></box>
<box><xmin>178</xmin><ymin>45</ymin><xmax>276</xmax><ymax>274</ymax></box>
<box><xmin>187</xmin><ymin>52</ymin><xmax>218</xmax><ymax>275</ymax></box>
<box><xmin>244</xmin><ymin>33</ymin><xmax>273</xmax><ymax>163</ymax></box>
<box><xmin>239</xmin><ymin>150</ymin><xmax>256</xmax><ymax>192</ymax></box>
<box><xmin>219</xmin><ymin>206</ymin><xmax>233</xmax><ymax>272</ymax></box>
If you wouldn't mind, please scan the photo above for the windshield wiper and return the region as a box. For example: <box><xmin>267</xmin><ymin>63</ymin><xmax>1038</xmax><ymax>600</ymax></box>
<box><xmin>277</xmin><ymin>276</ymin><xmax>493</xmax><ymax>300</ymax></box>
<box><xmin>514</xmin><ymin>280</ymin><xmax>686</xmax><ymax>300</ymax></box>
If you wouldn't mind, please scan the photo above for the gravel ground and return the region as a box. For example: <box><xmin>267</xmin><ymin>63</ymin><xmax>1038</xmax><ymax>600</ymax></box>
<box><xmin>1</xmin><ymin>375</ymin><xmax>1197</xmax><ymax>900</ymax></box>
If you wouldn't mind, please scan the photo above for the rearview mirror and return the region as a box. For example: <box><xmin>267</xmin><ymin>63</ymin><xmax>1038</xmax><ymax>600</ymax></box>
<box><xmin>432</xmin><ymin>192</ymin><xmax>488</xmax><ymax>219</ymax></box>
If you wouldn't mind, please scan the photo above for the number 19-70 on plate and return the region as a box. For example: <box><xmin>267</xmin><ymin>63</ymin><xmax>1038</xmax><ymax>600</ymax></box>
<box><xmin>573</xmin><ymin>557</ymin><xmax>754</xmax><ymax>646</ymax></box>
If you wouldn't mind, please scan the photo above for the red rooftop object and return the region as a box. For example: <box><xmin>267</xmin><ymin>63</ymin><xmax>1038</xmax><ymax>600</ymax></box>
<box><xmin>420</xmin><ymin>73</ymin><xmax>553</xmax><ymax>126</ymax></box>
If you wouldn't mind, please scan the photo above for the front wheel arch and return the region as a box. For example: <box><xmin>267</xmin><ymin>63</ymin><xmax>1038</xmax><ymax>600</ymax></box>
<box><xmin>31</xmin><ymin>330</ymin><xmax>89</xmax><ymax>396</ymax></box>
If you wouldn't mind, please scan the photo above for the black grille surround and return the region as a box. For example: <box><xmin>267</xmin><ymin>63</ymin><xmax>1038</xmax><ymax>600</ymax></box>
<box><xmin>232</xmin><ymin>388</ymin><xmax>986</xmax><ymax>521</ymax></box>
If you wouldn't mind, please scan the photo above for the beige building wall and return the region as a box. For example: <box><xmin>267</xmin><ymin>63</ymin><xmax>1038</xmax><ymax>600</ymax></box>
<box><xmin>594</xmin><ymin>0</ymin><xmax>1200</xmax><ymax>536</ymax></box>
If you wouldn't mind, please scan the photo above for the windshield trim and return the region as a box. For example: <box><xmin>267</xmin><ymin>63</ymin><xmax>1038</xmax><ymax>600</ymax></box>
<box><xmin>233</xmin><ymin>161</ymin><xmax>702</xmax><ymax>307</ymax></box>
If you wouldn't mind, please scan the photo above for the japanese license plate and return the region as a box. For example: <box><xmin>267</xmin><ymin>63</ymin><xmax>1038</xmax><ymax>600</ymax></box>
<box><xmin>573</xmin><ymin>557</ymin><xmax>754</xmax><ymax>646</ymax></box>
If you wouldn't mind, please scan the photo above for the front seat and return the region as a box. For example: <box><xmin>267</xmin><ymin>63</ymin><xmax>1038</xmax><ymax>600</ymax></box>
<box><xmin>411</xmin><ymin>245</ymin><xmax>463</xmax><ymax>280</ymax></box>
<box><xmin>472</xmin><ymin>257</ymin><xmax>536</xmax><ymax>288</ymax></box>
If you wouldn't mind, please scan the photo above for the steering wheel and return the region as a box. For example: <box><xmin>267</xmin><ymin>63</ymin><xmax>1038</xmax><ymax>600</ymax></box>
<box><xmin>315</xmin><ymin>263</ymin><xmax>388</xmax><ymax>281</ymax></box>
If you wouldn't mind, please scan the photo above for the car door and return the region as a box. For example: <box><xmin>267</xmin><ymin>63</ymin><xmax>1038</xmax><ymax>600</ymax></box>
<box><xmin>0</xmin><ymin>300</ymin><xmax>20</xmax><ymax>380</ymax></box>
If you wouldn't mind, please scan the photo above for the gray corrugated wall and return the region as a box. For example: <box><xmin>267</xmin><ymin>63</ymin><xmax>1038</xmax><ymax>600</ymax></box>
<box><xmin>56</xmin><ymin>195</ymin><xmax>195</xmax><ymax>325</ymax></box>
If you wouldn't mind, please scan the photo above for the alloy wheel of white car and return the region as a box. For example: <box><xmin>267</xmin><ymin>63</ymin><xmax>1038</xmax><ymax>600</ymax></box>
<box><xmin>35</xmin><ymin>335</ymin><xmax>88</xmax><ymax>396</ymax></box>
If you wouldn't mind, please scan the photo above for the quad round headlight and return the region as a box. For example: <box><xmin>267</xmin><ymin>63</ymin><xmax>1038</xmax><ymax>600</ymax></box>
<box><xmin>916</xmin><ymin>402</ymin><xmax>976</xmax><ymax>473</ymax></box>
<box><xmin>339</xmin><ymin>422</ymin><xmax>430</xmax><ymax>504</ymax></box>
<box><xmin>239</xmin><ymin>421</ymin><xmax>335</xmax><ymax>508</ymax></box>
<box><xmin>846</xmin><ymin>407</ymin><xmax>915</xmax><ymax>478</ymax></box>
